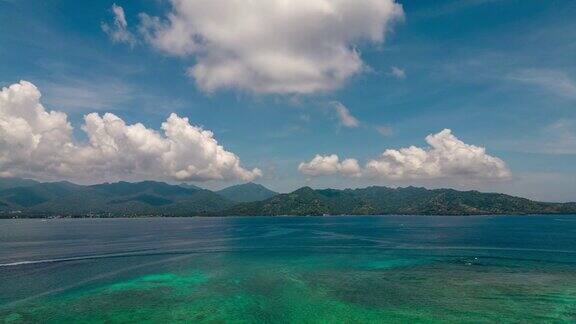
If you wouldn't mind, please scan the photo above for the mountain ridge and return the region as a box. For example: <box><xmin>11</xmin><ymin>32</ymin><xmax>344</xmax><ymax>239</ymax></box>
<box><xmin>0</xmin><ymin>180</ymin><xmax>234</xmax><ymax>217</ymax></box>
<box><xmin>0</xmin><ymin>178</ymin><xmax>574</xmax><ymax>217</ymax></box>
<box><xmin>217</xmin><ymin>182</ymin><xmax>278</xmax><ymax>202</ymax></box>
<box><xmin>223</xmin><ymin>185</ymin><xmax>576</xmax><ymax>216</ymax></box>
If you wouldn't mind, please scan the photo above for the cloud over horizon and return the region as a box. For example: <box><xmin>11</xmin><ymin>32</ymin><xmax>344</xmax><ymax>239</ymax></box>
<box><xmin>137</xmin><ymin>0</ymin><xmax>404</xmax><ymax>94</ymax></box>
<box><xmin>299</xmin><ymin>129</ymin><xmax>511</xmax><ymax>181</ymax></box>
<box><xmin>299</xmin><ymin>154</ymin><xmax>361</xmax><ymax>177</ymax></box>
<box><xmin>0</xmin><ymin>81</ymin><xmax>261</xmax><ymax>183</ymax></box>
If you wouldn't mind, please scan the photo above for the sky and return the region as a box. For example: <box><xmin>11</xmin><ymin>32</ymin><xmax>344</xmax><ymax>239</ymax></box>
<box><xmin>0</xmin><ymin>0</ymin><xmax>575</xmax><ymax>202</ymax></box>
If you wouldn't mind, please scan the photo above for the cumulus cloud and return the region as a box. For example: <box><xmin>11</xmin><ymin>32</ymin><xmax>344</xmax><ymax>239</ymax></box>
<box><xmin>389</xmin><ymin>66</ymin><xmax>406</xmax><ymax>79</ymax></box>
<box><xmin>298</xmin><ymin>154</ymin><xmax>361</xmax><ymax>177</ymax></box>
<box><xmin>102</xmin><ymin>4</ymin><xmax>137</xmax><ymax>46</ymax></box>
<box><xmin>331</xmin><ymin>101</ymin><xmax>359</xmax><ymax>128</ymax></box>
<box><xmin>138</xmin><ymin>0</ymin><xmax>404</xmax><ymax>94</ymax></box>
<box><xmin>0</xmin><ymin>81</ymin><xmax>261</xmax><ymax>182</ymax></box>
<box><xmin>365</xmin><ymin>129</ymin><xmax>510</xmax><ymax>180</ymax></box>
<box><xmin>299</xmin><ymin>129</ymin><xmax>510</xmax><ymax>180</ymax></box>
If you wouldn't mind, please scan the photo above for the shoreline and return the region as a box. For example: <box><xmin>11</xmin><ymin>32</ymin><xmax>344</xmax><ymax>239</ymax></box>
<box><xmin>2</xmin><ymin>213</ymin><xmax>576</xmax><ymax>220</ymax></box>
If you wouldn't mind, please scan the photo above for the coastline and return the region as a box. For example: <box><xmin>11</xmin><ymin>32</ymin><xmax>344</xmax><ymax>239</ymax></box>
<box><xmin>2</xmin><ymin>212</ymin><xmax>576</xmax><ymax>220</ymax></box>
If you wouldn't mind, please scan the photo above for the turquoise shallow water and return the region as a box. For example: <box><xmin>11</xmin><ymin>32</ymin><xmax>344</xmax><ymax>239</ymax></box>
<box><xmin>0</xmin><ymin>215</ymin><xmax>575</xmax><ymax>323</ymax></box>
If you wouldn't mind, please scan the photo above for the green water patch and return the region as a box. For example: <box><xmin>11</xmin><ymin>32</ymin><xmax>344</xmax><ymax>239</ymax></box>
<box><xmin>302</xmin><ymin>260</ymin><xmax>576</xmax><ymax>322</ymax></box>
<box><xmin>360</xmin><ymin>257</ymin><xmax>434</xmax><ymax>270</ymax></box>
<box><xmin>102</xmin><ymin>272</ymin><xmax>207</xmax><ymax>294</ymax></box>
<box><xmin>1</xmin><ymin>254</ymin><xmax>575</xmax><ymax>323</ymax></box>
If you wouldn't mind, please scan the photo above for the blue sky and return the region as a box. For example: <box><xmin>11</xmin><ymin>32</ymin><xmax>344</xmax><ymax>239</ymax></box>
<box><xmin>1</xmin><ymin>0</ymin><xmax>575</xmax><ymax>201</ymax></box>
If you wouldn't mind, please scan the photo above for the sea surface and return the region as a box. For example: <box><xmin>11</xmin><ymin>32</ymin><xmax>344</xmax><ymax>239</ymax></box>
<box><xmin>0</xmin><ymin>215</ymin><xmax>575</xmax><ymax>323</ymax></box>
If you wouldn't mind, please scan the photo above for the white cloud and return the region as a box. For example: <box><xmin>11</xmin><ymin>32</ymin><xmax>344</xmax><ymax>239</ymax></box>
<box><xmin>0</xmin><ymin>81</ymin><xmax>261</xmax><ymax>182</ymax></box>
<box><xmin>331</xmin><ymin>101</ymin><xmax>359</xmax><ymax>128</ymax></box>
<box><xmin>389</xmin><ymin>66</ymin><xmax>406</xmax><ymax>79</ymax></box>
<box><xmin>365</xmin><ymin>129</ymin><xmax>510</xmax><ymax>179</ymax></box>
<box><xmin>298</xmin><ymin>154</ymin><xmax>361</xmax><ymax>177</ymax></box>
<box><xmin>102</xmin><ymin>4</ymin><xmax>137</xmax><ymax>46</ymax></box>
<box><xmin>139</xmin><ymin>0</ymin><xmax>404</xmax><ymax>94</ymax></box>
<box><xmin>508</xmin><ymin>69</ymin><xmax>576</xmax><ymax>99</ymax></box>
<box><xmin>299</xmin><ymin>129</ymin><xmax>510</xmax><ymax>180</ymax></box>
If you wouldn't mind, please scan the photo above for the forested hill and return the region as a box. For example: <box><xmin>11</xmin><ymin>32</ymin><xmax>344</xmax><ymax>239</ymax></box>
<box><xmin>217</xmin><ymin>182</ymin><xmax>278</xmax><ymax>202</ymax></box>
<box><xmin>0</xmin><ymin>178</ymin><xmax>574</xmax><ymax>217</ymax></box>
<box><xmin>223</xmin><ymin>186</ymin><xmax>576</xmax><ymax>216</ymax></box>
<box><xmin>0</xmin><ymin>179</ymin><xmax>276</xmax><ymax>217</ymax></box>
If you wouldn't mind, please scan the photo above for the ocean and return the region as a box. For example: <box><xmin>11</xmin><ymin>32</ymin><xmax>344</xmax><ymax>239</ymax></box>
<box><xmin>1</xmin><ymin>215</ymin><xmax>575</xmax><ymax>323</ymax></box>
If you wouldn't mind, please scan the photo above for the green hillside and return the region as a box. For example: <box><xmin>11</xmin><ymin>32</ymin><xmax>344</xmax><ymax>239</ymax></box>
<box><xmin>224</xmin><ymin>186</ymin><xmax>576</xmax><ymax>216</ymax></box>
<box><xmin>217</xmin><ymin>182</ymin><xmax>278</xmax><ymax>202</ymax></box>
<box><xmin>0</xmin><ymin>180</ymin><xmax>233</xmax><ymax>217</ymax></box>
<box><xmin>1</xmin><ymin>178</ymin><xmax>574</xmax><ymax>217</ymax></box>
